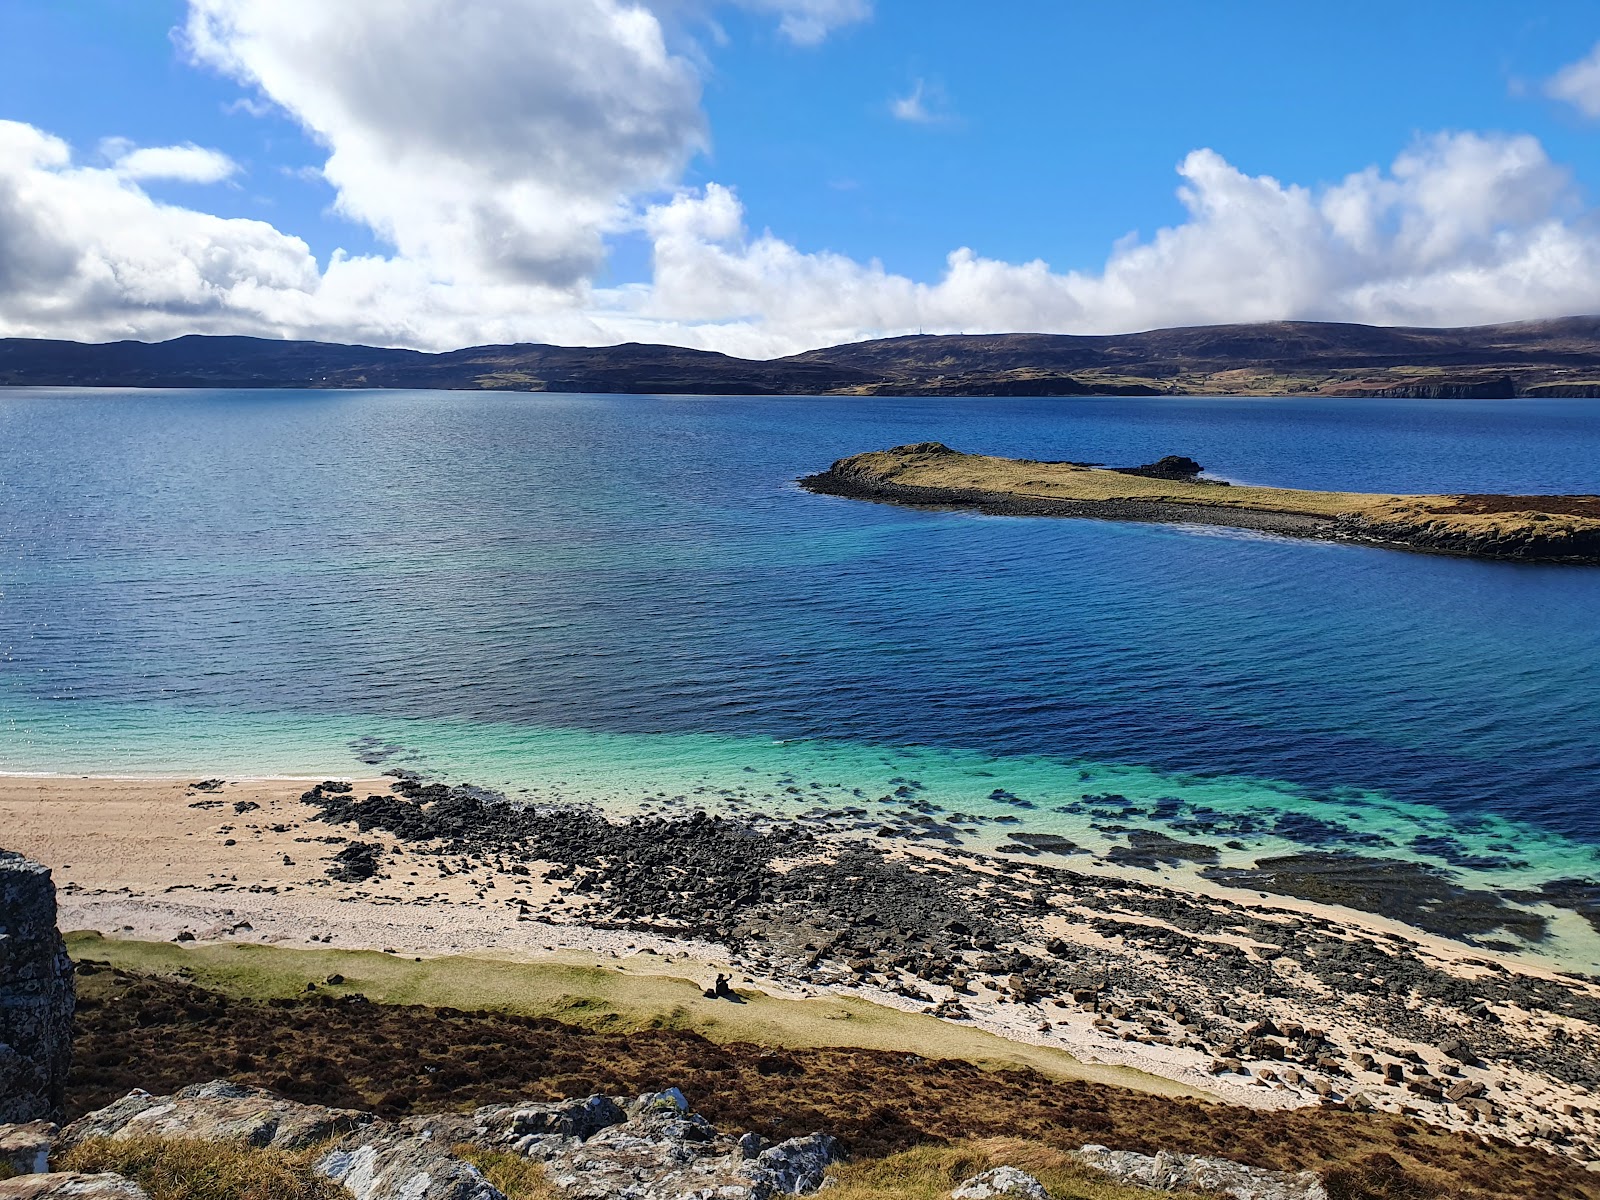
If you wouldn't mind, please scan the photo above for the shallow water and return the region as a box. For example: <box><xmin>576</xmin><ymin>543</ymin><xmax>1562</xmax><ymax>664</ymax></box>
<box><xmin>3</xmin><ymin>390</ymin><xmax>1599</xmax><ymax>959</ymax></box>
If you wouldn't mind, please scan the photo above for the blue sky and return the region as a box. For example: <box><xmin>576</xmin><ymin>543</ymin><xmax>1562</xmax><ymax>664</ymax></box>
<box><xmin>1</xmin><ymin>1</ymin><xmax>1599</xmax><ymax>353</ymax></box>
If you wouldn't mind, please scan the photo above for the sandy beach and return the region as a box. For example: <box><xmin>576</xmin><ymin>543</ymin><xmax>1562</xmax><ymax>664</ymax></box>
<box><xmin>4</xmin><ymin>771</ymin><xmax>1599</xmax><ymax>1167</ymax></box>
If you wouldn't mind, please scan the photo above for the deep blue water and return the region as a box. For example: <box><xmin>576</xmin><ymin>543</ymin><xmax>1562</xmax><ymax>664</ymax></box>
<box><xmin>3</xmin><ymin>388</ymin><xmax>1600</xmax><ymax>952</ymax></box>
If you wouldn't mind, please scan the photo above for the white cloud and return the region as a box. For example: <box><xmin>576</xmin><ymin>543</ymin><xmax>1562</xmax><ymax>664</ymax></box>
<box><xmin>1547</xmin><ymin>42</ymin><xmax>1600</xmax><ymax>118</ymax></box>
<box><xmin>735</xmin><ymin>0</ymin><xmax>870</xmax><ymax>45</ymax></box>
<box><xmin>104</xmin><ymin>140</ymin><xmax>240</xmax><ymax>184</ymax></box>
<box><xmin>890</xmin><ymin>80</ymin><xmax>933</xmax><ymax>123</ymax></box>
<box><xmin>184</xmin><ymin>0</ymin><xmax>706</xmax><ymax>289</ymax></box>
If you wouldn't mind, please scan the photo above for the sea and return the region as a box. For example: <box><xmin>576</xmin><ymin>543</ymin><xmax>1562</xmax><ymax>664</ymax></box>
<box><xmin>3</xmin><ymin>388</ymin><xmax>1599</xmax><ymax>962</ymax></box>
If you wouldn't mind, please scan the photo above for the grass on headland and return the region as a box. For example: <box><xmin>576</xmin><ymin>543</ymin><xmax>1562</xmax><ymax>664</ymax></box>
<box><xmin>64</xmin><ymin>932</ymin><xmax>1198</xmax><ymax>1098</ymax></box>
<box><xmin>58</xmin><ymin>1136</ymin><xmax>345</xmax><ymax>1200</ymax></box>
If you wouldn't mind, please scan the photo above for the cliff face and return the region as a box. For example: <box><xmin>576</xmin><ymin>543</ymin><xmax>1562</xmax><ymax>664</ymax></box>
<box><xmin>0</xmin><ymin>852</ymin><xmax>76</xmax><ymax>1123</ymax></box>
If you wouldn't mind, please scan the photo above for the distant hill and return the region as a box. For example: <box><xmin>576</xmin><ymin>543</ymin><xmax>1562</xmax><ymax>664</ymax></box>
<box><xmin>5</xmin><ymin>317</ymin><xmax>1600</xmax><ymax>396</ymax></box>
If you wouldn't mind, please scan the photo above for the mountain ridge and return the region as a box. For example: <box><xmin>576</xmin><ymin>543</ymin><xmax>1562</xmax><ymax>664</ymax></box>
<box><xmin>6</xmin><ymin>317</ymin><xmax>1600</xmax><ymax>396</ymax></box>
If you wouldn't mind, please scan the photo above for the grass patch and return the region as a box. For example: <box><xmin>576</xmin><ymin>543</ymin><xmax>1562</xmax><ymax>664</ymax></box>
<box><xmin>822</xmin><ymin>1139</ymin><xmax>1198</xmax><ymax>1200</ymax></box>
<box><xmin>57</xmin><ymin>1136</ymin><xmax>345</xmax><ymax>1200</ymax></box>
<box><xmin>452</xmin><ymin>1145</ymin><xmax>561</xmax><ymax>1200</ymax></box>
<box><xmin>64</xmin><ymin>932</ymin><xmax>1187</xmax><ymax>1097</ymax></box>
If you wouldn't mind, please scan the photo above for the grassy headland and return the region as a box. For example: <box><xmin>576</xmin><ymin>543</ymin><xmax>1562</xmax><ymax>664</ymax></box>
<box><xmin>802</xmin><ymin>442</ymin><xmax>1600</xmax><ymax>563</ymax></box>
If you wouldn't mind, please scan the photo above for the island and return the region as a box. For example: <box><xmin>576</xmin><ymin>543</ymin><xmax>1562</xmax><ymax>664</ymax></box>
<box><xmin>800</xmin><ymin>442</ymin><xmax>1600</xmax><ymax>563</ymax></box>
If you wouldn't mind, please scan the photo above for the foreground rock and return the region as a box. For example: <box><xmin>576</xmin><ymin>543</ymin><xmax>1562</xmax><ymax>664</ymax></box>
<box><xmin>951</xmin><ymin>1166</ymin><xmax>1048</xmax><ymax>1198</ymax></box>
<box><xmin>1077</xmin><ymin>1144</ymin><xmax>1328</xmax><ymax>1200</ymax></box>
<box><xmin>58</xmin><ymin>1080</ymin><xmax>371</xmax><ymax>1153</ymax></box>
<box><xmin>0</xmin><ymin>1176</ymin><xmax>148</xmax><ymax>1200</ymax></box>
<box><xmin>0</xmin><ymin>1123</ymin><xmax>56</xmax><ymax>1176</ymax></box>
<box><xmin>60</xmin><ymin>1082</ymin><xmax>838</xmax><ymax>1200</ymax></box>
<box><xmin>0</xmin><ymin>853</ymin><xmax>75</xmax><ymax>1124</ymax></box>
<box><xmin>318</xmin><ymin>1126</ymin><xmax>504</xmax><ymax>1200</ymax></box>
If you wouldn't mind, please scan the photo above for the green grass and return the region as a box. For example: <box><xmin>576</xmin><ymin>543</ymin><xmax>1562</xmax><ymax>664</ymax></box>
<box><xmin>452</xmin><ymin>1145</ymin><xmax>560</xmax><ymax>1200</ymax></box>
<box><xmin>66</xmin><ymin>932</ymin><xmax>1203</xmax><ymax>1099</ymax></box>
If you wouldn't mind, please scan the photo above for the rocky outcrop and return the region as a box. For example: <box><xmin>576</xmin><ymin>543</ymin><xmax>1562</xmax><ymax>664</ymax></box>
<box><xmin>58</xmin><ymin>1083</ymin><xmax>838</xmax><ymax>1200</ymax></box>
<box><xmin>0</xmin><ymin>853</ymin><xmax>75</xmax><ymax>1124</ymax></box>
<box><xmin>950</xmin><ymin>1166</ymin><xmax>1048</xmax><ymax>1198</ymax></box>
<box><xmin>58</xmin><ymin>1081</ymin><xmax>372</xmax><ymax>1152</ymax></box>
<box><xmin>0</xmin><ymin>1123</ymin><xmax>56</xmax><ymax>1176</ymax></box>
<box><xmin>0</xmin><ymin>1176</ymin><xmax>149</xmax><ymax>1199</ymax></box>
<box><xmin>1076</xmin><ymin>1144</ymin><xmax>1328</xmax><ymax>1200</ymax></box>
<box><xmin>317</xmin><ymin>1127</ymin><xmax>504</xmax><ymax>1200</ymax></box>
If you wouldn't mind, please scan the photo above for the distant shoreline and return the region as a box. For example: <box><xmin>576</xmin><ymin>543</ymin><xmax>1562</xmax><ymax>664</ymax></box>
<box><xmin>801</xmin><ymin>442</ymin><xmax>1600</xmax><ymax>564</ymax></box>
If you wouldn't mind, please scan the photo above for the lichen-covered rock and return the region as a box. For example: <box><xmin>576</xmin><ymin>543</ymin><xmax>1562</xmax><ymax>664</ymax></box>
<box><xmin>0</xmin><ymin>1122</ymin><xmax>57</xmax><ymax>1176</ymax></box>
<box><xmin>541</xmin><ymin>1092</ymin><xmax>839</xmax><ymax>1199</ymax></box>
<box><xmin>317</xmin><ymin>1126</ymin><xmax>505</xmax><ymax>1200</ymax></box>
<box><xmin>0</xmin><ymin>853</ymin><xmax>76</xmax><ymax>1124</ymax></box>
<box><xmin>0</xmin><ymin>1174</ymin><xmax>149</xmax><ymax>1199</ymax></box>
<box><xmin>951</xmin><ymin>1166</ymin><xmax>1048</xmax><ymax>1199</ymax></box>
<box><xmin>58</xmin><ymin>1081</ymin><xmax>372</xmax><ymax>1153</ymax></box>
<box><xmin>402</xmin><ymin>1094</ymin><xmax>626</xmax><ymax>1156</ymax></box>
<box><xmin>1077</xmin><ymin>1145</ymin><xmax>1328</xmax><ymax>1200</ymax></box>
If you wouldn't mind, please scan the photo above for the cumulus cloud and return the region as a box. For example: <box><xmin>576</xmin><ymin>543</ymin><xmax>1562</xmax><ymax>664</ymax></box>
<box><xmin>632</xmin><ymin>132</ymin><xmax>1600</xmax><ymax>352</ymax></box>
<box><xmin>103</xmin><ymin>140</ymin><xmax>240</xmax><ymax>183</ymax></box>
<box><xmin>890</xmin><ymin>80</ymin><xmax>933</xmax><ymax>123</ymax></box>
<box><xmin>1547</xmin><ymin>42</ymin><xmax>1600</xmax><ymax>118</ymax></box>
<box><xmin>183</xmin><ymin>0</ymin><xmax>706</xmax><ymax>289</ymax></box>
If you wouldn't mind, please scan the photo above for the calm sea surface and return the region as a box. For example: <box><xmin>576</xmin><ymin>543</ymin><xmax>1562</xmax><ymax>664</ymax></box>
<box><xmin>3</xmin><ymin>389</ymin><xmax>1599</xmax><ymax>955</ymax></box>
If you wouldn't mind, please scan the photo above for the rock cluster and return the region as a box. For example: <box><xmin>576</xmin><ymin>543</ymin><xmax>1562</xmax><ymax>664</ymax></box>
<box><xmin>12</xmin><ymin>1081</ymin><xmax>839</xmax><ymax>1200</ymax></box>
<box><xmin>0</xmin><ymin>852</ymin><xmax>76</xmax><ymax>1124</ymax></box>
<box><xmin>1076</xmin><ymin>1144</ymin><xmax>1328</xmax><ymax>1200</ymax></box>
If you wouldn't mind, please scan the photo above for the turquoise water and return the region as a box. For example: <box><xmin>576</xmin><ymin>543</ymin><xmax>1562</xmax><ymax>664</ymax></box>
<box><xmin>3</xmin><ymin>389</ymin><xmax>1599</xmax><ymax>959</ymax></box>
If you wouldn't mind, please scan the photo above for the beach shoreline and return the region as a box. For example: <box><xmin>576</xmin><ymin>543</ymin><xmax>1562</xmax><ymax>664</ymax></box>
<box><xmin>5</xmin><ymin>771</ymin><xmax>1600</xmax><ymax>1165</ymax></box>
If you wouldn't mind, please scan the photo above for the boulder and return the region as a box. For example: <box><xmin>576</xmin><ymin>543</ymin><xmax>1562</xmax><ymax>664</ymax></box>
<box><xmin>0</xmin><ymin>1175</ymin><xmax>149</xmax><ymax>1199</ymax></box>
<box><xmin>58</xmin><ymin>1081</ymin><xmax>372</xmax><ymax>1152</ymax></box>
<box><xmin>0</xmin><ymin>853</ymin><xmax>76</xmax><ymax>1124</ymax></box>
<box><xmin>317</xmin><ymin>1127</ymin><xmax>505</xmax><ymax>1200</ymax></box>
<box><xmin>951</xmin><ymin>1165</ymin><xmax>1049</xmax><ymax>1199</ymax></box>
<box><xmin>402</xmin><ymin>1095</ymin><xmax>625</xmax><ymax>1156</ymax></box>
<box><xmin>1077</xmin><ymin>1145</ymin><xmax>1328</xmax><ymax>1200</ymax></box>
<box><xmin>541</xmin><ymin>1092</ymin><xmax>839</xmax><ymax>1199</ymax></box>
<box><xmin>0</xmin><ymin>1123</ymin><xmax>57</xmax><ymax>1176</ymax></box>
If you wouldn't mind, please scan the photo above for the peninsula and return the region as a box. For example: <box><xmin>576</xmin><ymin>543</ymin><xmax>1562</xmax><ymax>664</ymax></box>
<box><xmin>801</xmin><ymin>442</ymin><xmax>1600</xmax><ymax>564</ymax></box>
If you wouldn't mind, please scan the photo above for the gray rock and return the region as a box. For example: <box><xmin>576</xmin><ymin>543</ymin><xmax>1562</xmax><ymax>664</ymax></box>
<box><xmin>401</xmin><ymin>1094</ymin><xmax>626</xmax><ymax>1154</ymax></box>
<box><xmin>58</xmin><ymin>1081</ymin><xmax>372</xmax><ymax>1152</ymax></box>
<box><xmin>0</xmin><ymin>853</ymin><xmax>76</xmax><ymax>1124</ymax></box>
<box><xmin>0</xmin><ymin>1175</ymin><xmax>149</xmax><ymax>1199</ymax></box>
<box><xmin>1077</xmin><ymin>1145</ymin><xmax>1328</xmax><ymax>1200</ymax></box>
<box><xmin>317</xmin><ymin>1126</ymin><xmax>506</xmax><ymax>1200</ymax></box>
<box><xmin>542</xmin><ymin>1092</ymin><xmax>839</xmax><ymax>1199</ymax></box>
<box><xmin>950</xmin><ymin>1166</ymin><xmax>1048</xmax><ymax>1199</ymax></box>
<box><xmin>0</xmin><ymin>1123</ymin><xmax>57</xmax><ymax>1176</ymax></box>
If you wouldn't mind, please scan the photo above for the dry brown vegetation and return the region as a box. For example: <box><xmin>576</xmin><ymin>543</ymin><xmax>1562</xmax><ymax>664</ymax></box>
<box><xmin>65</xmin><ymin>967</ymin><xmax>1600</xmax><ymax>1200</ymax></box>
<box><xmin>57</xmin><ymin>1136</ymin><xmax>345</xmax><ymax>1200</ymax></box>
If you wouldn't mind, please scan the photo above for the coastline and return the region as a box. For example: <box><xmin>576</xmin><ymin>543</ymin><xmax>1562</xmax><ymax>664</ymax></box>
<box><xmin>799</xmin><ymin>443</ymin><xmax>1600</xmax><ymax>564</ymax></box>
<box><xmin>7</xmin><ymin>772</ymin><xmax>1600</xmax><ymax>1164</ymax></box>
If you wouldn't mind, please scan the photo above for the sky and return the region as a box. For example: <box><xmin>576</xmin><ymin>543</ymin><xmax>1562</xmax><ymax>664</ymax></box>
<box><xmin>2</xmin><ymin>1</ymin><xmax>1600</xmax><ymax>356</ymax></box>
